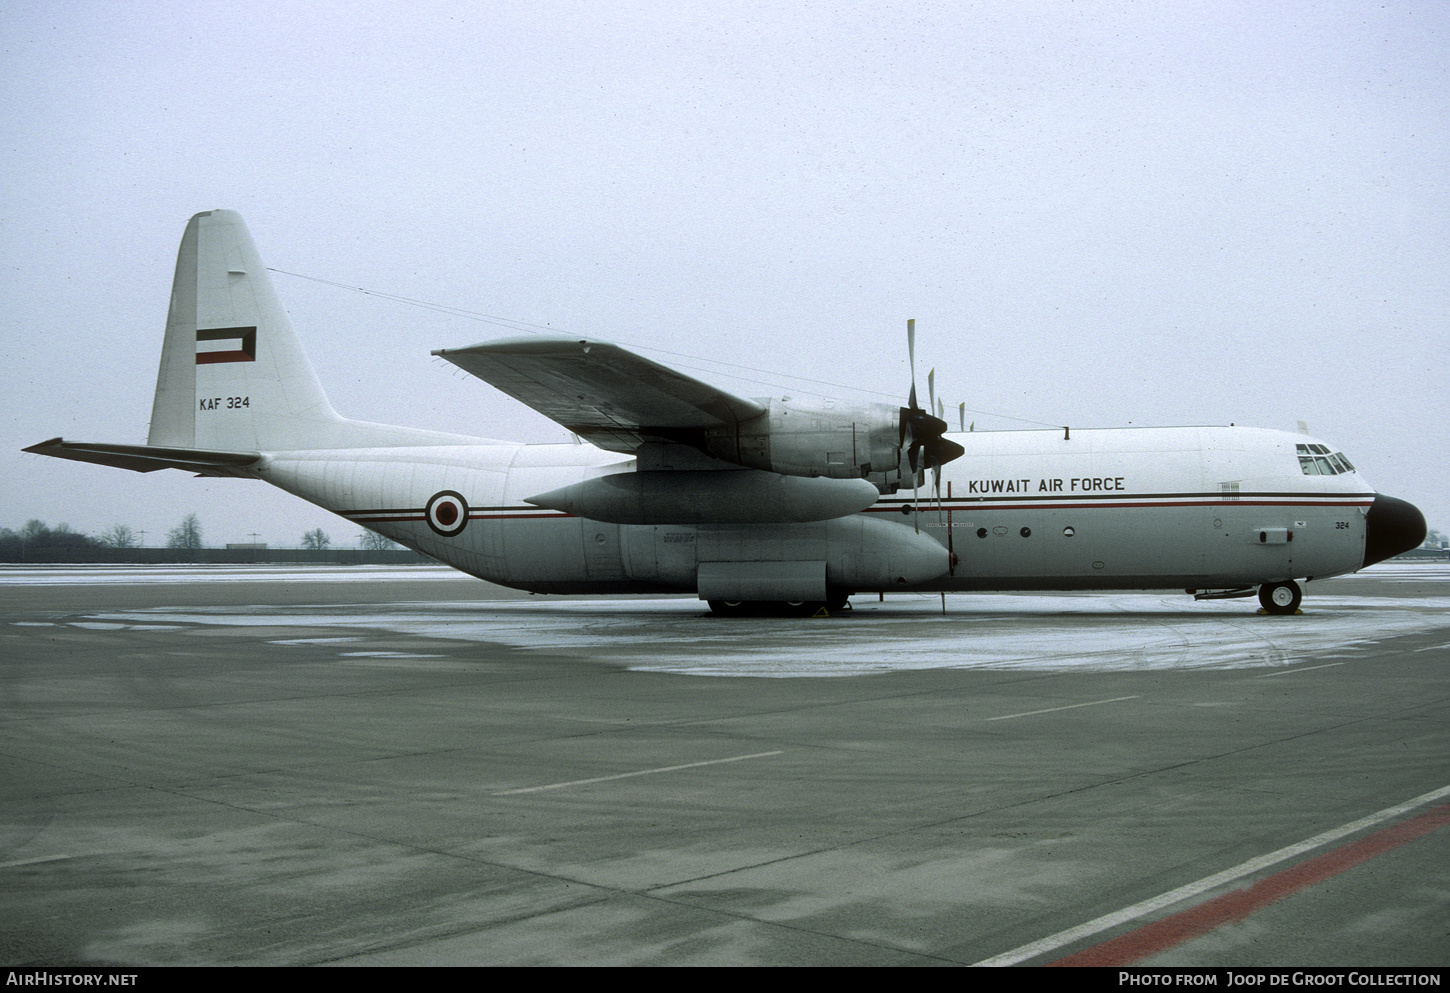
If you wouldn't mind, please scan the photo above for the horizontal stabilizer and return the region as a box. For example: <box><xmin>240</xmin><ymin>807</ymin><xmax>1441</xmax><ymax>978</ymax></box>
<box><xmin>434</xmin><ymin>336</ymin><xmax>766</xmax><ymax>454</ymax></box>
<box><xmin>23</xmin><ymin>438</ymin><xmax>261</xmax><ymax>477</ymax></box>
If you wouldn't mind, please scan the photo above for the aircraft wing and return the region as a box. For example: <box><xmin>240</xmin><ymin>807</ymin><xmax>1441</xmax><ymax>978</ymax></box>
<box><xmin>23</xmin><ymin>439</ymin><xmax>262</xmax><ymax>478</ymax></box>
<box><xmin>433</xmin><ymin>336</ymin><xmax>766</xmax><ymax>453</ymax></box>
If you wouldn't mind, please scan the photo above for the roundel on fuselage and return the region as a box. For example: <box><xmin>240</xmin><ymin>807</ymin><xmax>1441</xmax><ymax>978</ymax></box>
<box><xmin>425</xmin><ymin>490</ymin><xmax>469</xmax><ymax>537</ymax></box>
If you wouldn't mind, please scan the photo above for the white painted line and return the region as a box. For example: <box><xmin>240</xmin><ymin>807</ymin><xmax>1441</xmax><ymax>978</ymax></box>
<box><xmin>0</xmin><ymin>854</ymin><xmax>71</xmax><ymax>869</ymax></box>
<box><xmin>492</xmin><ymin>750</ymin><xmax>785</xmax><ymax>795</ymax></box>
<box><xmin>973</xmin><ymin>782</ymin><xmax>1450</xmax><ymax>967</ymax></box>
<box><xmin>1254</xmin><ymin>661</ymin><xmax>1348</xmax><ymax>677</ymax></box>
<box><xmin>984</xmin><ymin>696</ymin><xmax>1141</xmax><ymax>722</ymax></box>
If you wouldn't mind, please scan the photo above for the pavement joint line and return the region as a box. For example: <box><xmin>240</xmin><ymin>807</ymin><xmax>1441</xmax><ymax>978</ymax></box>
<box><xmin>971</xmin><ymin>781</ymin><xmax>1450</xmax><ymax>967</ymax></box>
<box><xmin>491</xmin><ymin>750</ymin><xmax>785</xmax><ymax>795</ymax></box>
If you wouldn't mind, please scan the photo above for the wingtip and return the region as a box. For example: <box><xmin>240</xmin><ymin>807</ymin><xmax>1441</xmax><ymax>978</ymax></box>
<box><xmin>21</xmin><ymin>437</ymin><xmax>63</xmax><ymax>454</ymax></box>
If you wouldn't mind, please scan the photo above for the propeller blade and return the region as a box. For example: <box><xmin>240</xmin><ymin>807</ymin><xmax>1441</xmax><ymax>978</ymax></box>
<box><xmin>900</xmin><ymin>417</ymin><xmax>915</xmax><ymax>483</ymax></box>
<box><xmin>933</xmin><ymin>461</ymin><xmax>943</xmax><ymax>526</ymax></box>
<box><xmin>959</xmin><ymin>402</ymin><xmax>966</xmax><ymax>433</ymax></box>
<box><xmin>907</xmin><ymin>319</ymin><xmax>917</xmax><ymax>411</ymax></box>
<box><xmin>912</xmin><ymin>458</ymin><xmax>921</xmax><ymax>531</ymax></box>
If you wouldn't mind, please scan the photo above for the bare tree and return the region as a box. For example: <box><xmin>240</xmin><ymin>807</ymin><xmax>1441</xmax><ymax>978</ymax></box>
<box><xmin>301</xmin><ymin>528</ymin><xmax>331</xmax><ymax>551</ymax></box>
<box><xmin>100</xmin><ymin>524</ymin><xmax>138</xmax><ymax>548</ymax></box>
<box><xmin>166</xmin><ymin>514</ymin><xmax>203</xmax><ymax>549</ymax></box>
<box><xmin>358</xmin><ymin>530</ymin><xmax>398</xmax><ymax>551</ymax></box>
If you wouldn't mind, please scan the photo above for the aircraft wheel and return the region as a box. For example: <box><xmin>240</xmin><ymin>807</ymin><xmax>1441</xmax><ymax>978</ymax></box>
<box><xmin>708</xmin><ymin>600</ymin><xmax>835</xmax><ymax>617</ymax></box>
<box><xmin>1258</xmin><ymin>580</ymin><xmax>1302</xmax><ymax>615</ymax></box>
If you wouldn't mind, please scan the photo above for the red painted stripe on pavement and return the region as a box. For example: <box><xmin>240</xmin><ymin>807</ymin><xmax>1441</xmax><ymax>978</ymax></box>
<box><xmin>1047</xmin><ymin>802</ymin><xmax>1450</xmax><ymax>967</ymax></box>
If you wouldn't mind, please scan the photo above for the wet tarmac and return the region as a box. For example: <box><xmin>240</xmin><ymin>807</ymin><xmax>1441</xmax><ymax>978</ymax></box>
<box><xmin>2</xmin><ymin>562</ymin><xmax>1447</xmax><ymax>965</ymax></box>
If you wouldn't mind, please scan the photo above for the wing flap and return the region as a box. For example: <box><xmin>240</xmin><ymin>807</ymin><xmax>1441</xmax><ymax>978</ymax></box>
<box><xmin>433</xmin><ymin>336</ymin><xmax>766</xmax><ymax>453</ymax></box>
<box><xmin>24</xmin><ymin>438</ymin><xmax>262</xmax><ymax>478</ymax></box>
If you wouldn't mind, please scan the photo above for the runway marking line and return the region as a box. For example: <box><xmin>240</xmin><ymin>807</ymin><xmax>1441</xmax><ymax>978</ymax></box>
<box><xmin>985</xmin><ymin>696</ymin><xmax>1140</xmax><ymax>722</ymax></box>
<box><xmin>492</xmin><ymin>750</ymin><xmax>785</xmax><ymax>795</ymax></box>
<box><xmin>973</xmin><ymin>783</ymin><xmax>1450</xmax><ymax>967</ymax></box>
<box><xmin>1253</xmin><ymin>661</ymin><xmax>1347</xmax><ymax>677</ymax></box>
<box><xmin>1046</xmin><ymin>800</ymin><xmax>1450</xmax><ymax>966</ymax></box>
<box><xmin>0</xmin><ymin>855</ymin><xmax>71</xmax><ymax>869</ymax></box>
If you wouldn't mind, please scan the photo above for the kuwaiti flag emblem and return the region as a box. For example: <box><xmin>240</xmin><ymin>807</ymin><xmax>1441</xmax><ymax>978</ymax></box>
<box><xmin>196</xmin><ymin>326</ymin><xmax>257</xmax><ymax>364</ymax></box>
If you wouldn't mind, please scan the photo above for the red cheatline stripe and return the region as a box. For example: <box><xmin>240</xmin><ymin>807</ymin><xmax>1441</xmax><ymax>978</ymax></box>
<box><xmin>1047</xmin><ymin>802</ymin><xmax>1450</xmax><ymax>967</ymax></box>
<box><xmin>866</xmin><ymin>499</ymin><xmax>1372</xmax><ymax>513</ymax></box>
<box><xmin>345</xmin><ymin>510</ymin><xmax>571</xmax><ymax>522</ymax></box>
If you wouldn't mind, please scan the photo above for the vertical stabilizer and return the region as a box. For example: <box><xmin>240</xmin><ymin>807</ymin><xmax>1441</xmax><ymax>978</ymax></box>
<box><xmin>148</xmin><ymin>210</ymin><xmax>341</xmax><ymax>451</ymax></box>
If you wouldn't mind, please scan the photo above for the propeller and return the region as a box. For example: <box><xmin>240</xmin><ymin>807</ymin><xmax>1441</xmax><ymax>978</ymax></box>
<box><xmin>928</xmin><ymin>370</ymin><xmax>944</xmax><ymax>510</ymax></box>
<box><xmin>899</xmin><ymin>320</ymin><xmax>965</xmax><ymax>528</ymax></box>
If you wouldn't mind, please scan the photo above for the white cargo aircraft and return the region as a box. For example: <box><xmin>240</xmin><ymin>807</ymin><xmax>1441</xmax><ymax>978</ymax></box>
<box><xmin>26</xmin><ymin>211</ymin><xmax>1426</xmax><ymax>615</ymax></box>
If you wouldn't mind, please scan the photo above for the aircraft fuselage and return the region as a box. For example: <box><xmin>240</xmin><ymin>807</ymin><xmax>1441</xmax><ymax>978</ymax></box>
<box><xmin>254</xmin><ymin>423</ymin><xmax>1385</xmax><ymax>598</ymax></box>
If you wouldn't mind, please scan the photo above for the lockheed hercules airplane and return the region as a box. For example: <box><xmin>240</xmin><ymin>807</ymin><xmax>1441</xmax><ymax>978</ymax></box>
<box><xmin>26</xmin><ymin>210</ymin><xmax>1426</xmax><ymax>615</ymax></box>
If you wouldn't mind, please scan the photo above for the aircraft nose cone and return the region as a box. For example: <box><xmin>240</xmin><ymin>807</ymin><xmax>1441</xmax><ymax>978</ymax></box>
<box><xmin>1363</xmin><ymin>493</ymin><xmax>1427</xmax><ymax>568</ymax></box>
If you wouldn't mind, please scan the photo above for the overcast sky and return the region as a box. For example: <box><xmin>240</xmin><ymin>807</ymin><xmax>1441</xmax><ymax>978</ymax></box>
<box><xmin>3</xmin><ymin>0</ymin><xmax>1447</xmax><ymax>548</ymax></box>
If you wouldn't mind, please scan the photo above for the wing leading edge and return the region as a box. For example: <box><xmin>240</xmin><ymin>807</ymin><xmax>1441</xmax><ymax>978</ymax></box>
<box><xmin>433</xmin><ymin>336</ymin><xmax>766</xmax><ymax>454</ymax></box>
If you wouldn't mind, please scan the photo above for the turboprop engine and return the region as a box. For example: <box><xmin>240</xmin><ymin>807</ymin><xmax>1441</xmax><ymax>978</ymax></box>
<box><xmin>697</xmin><ymin>397</ymin><xmax>965</xmax><ymax>495</ymax></box>
<box><xmin>698</xmin><ymin>399</ymin><xmax>903</xmax><ymax>485</ymax></box>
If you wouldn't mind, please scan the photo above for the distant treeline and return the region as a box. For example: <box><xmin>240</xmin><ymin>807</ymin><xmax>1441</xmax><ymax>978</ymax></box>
<box><xmin>0</xmin><ymin>521</ymin><xmax>103</xmax><ymax>561</ymax></box>
<box><xmin>0</xmin><ymin>520</ymin><xmax>432</xmax><ymax>565</ymax></box>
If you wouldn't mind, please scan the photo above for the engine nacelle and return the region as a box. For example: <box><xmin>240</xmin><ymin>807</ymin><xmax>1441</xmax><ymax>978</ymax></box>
<box><xmin>697</xmin><ymin>399</ymin><xmax>905</xmax><ymax>489</ymax></box>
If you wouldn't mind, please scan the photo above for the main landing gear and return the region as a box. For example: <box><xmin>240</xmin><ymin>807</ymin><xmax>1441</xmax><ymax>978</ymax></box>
<box><xmin>707</xmin><ymin>596</ymin><xmax>851</xmax><ymax>617</ymax></box>
<box><xmin>1258</xmin><ymin>580</ymin><xmax>1302</xmax><ymax>615</ymax></box>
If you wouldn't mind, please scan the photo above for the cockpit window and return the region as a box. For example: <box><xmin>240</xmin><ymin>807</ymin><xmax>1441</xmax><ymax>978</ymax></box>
<box><xmin>1296</xmin><ymin>443</ymin><xmax>1356</xmax><ymax>475</ymax></box>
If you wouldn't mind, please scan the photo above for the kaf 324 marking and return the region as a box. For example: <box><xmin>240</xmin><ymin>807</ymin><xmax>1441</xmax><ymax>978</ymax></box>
<box><xmin>200</xmin><ymin>396</ymin><xmax>249</xmax><ymax>411</ymax></box>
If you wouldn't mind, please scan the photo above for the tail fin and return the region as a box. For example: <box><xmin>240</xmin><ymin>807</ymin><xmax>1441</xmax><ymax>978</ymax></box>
<box><xmin>148</xmin><ymin>210</ymin><xmax>342</xmax><ymax>451</ymax></box>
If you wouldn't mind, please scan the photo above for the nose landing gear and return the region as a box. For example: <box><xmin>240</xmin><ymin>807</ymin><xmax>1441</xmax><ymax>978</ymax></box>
<box><xmin>1258</xmin><ymin>580</ymin><xmax>1302</xmax><ymax>615</ymax></box>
